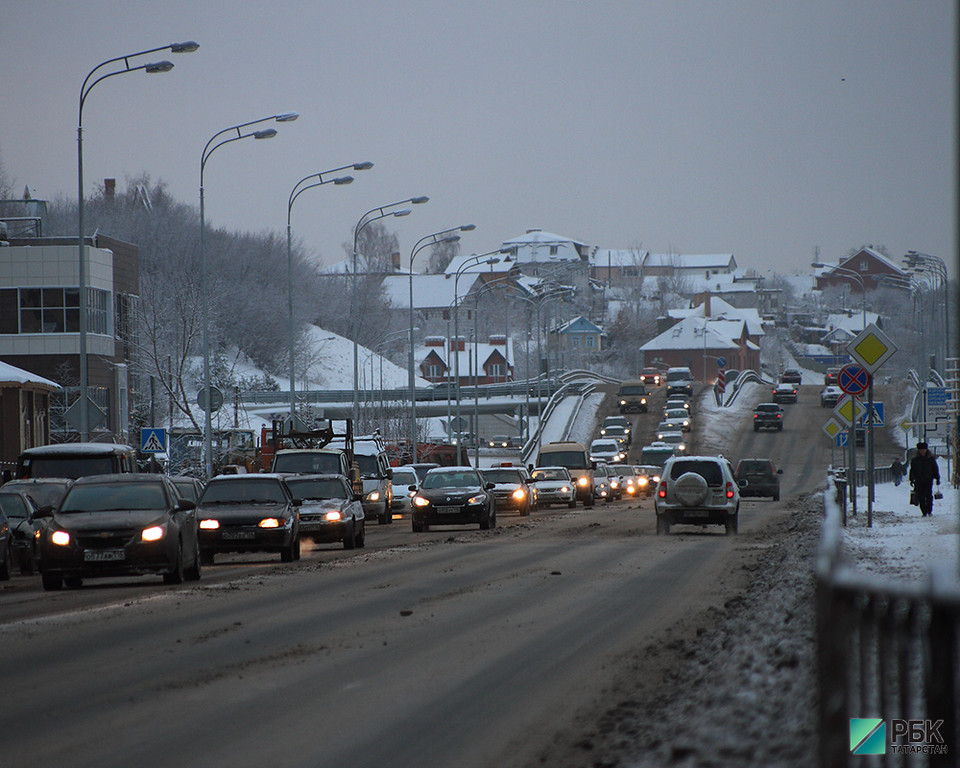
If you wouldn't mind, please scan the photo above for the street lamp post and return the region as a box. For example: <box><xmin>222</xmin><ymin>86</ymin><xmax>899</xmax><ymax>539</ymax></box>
<box><xmin>351</xmin><ymin>197</ymin><xmax>428</xmax><ymax>429</ymax></box>
<box><xmin>452</xmin><ymin>250</ymin><xmax>507</xmax><ymax>453</ymax></box>
<box><xmin>408</xmin><ymin>225</ymin><xmax>474</xmax><ymax>460</ymax></box>
<box><xmin>200</xmin><ymin>111</ymin><xmax>299</xmax><ymax>478</ymax></box>
<box><xmin>77</xmin><ymin>41</ymin><xmax>198</xmax><ymax>441</ymax></box>
<box><xmin>904</xmin><ymin>251</ymin><xmax>950</xmax><ymax>371</ymax></box>
<box><xmin>511</xmin><ymin>289</ymin><xmax>569</xmax><ymax>430</ymax></box>
<box><xmin>286</xmin><ymin>162</ymin><xmax>372</xmax><ymax>423</ymax></box>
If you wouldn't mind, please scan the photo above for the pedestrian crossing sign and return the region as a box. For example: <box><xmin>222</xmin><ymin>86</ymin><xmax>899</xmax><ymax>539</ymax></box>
<box><xmin>141</xmin><ymin>428</ymin><xmax>167</xmax><ymax>453</ymax></box>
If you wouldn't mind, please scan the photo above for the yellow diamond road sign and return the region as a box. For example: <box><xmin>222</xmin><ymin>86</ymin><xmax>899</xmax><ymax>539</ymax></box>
<box><xmin>833</xmin><ymin>394</ymin><xmax>867</xmax><ymax>426</ymax></box>
<box><xmin>846</xmin><ymin>322</ymin><xmax>897</xmax><ymax>373</ymax></box>
<box><xmin>822</xmin><ymin>417</ymin><xmax>845</xmax><ymax>439</ymax></box>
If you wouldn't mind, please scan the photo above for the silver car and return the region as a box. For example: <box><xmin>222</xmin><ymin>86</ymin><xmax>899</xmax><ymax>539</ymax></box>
<box><xmin>654</xmin><ymin>455</ymin><xmax>740</xmax><ymax>535</ymax></box>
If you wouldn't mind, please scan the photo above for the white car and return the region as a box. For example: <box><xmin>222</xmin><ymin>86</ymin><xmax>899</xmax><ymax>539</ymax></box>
<box><xmin>389</xmin><ymin>466</ymin><xmax>421</xmax><ymax>515</ymax></box>
<box><xmin>658</xmin><ymin>431</ymin><xmax>687</xmax><ymax>454</ymax></box>
<box><xmin>662</xmin><ymin>408</ymin><xmax>692</xmax><ymax>432</ymax></box>
<box><xmin>590</xmin><ymin>438</ymin><xmax>626</xmax><ymax>464</ymax></box>
<box><xmin>529</xmin><ymin>466</ymin><xmax>576</xmax><ymax>508</ymax></box>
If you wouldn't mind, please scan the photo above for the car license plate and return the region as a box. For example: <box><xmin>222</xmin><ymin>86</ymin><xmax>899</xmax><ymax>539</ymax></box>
<box><xmin>685</xmin><ymin>510</ymin><xmax>711</xmax><ymax>518</ymax></box>
<box><xmin>437</xmin><ymin>506</ymin><xmax>460</xmax><ymax>515</ymax></box>
<box><xmin>221</xmin><ymin>530</ymin><xmax>256</xmax><ymax>540</ymax></box>
<box><xmin>84</xmin><ymin>549</ymin><xmax>125</xmax><ymax>562</ymax></box>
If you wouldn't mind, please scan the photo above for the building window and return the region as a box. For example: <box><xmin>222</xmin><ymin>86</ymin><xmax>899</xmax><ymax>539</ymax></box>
<box><xmin>549</xmin><ymin>245</ymin><xmax>558</xmax><ymax>256</ymax></box>
<box><xmin>488</xmin><ymin>363</ymin><xmax>505</xmax><ymax>379</ymax></box>
<box><xmin>423</xmin><ymin>364</ymin><xmax>445</xmax><ymax>379</ymax></box>
<box><xmin>1</xmin><ymin>286</ymin><xmax>110</xmax><ymax>335</ymax></box>
<box><xmin>586</xmin><ymin>335</ymin><xmax>596</xmax><ymax>348</ymax></box>
<box><xmin>860</xmin><ymin>260</ymin><xmax>868</xmax><ymax>272</ymax></box>
<box><xmin>571</xmin><ymin>335</ymin><xmax>581</xmax><ymax>348</ymax></box>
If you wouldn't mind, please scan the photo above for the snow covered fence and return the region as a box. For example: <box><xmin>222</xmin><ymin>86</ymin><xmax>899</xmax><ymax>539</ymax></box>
<box><xmin>816</xmin><ymin>478</ymin><xmax>959</xmax><ymax>766</ymax></box>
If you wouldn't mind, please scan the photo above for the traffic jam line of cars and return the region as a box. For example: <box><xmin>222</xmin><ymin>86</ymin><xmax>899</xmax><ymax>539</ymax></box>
<box><xmin>1</xmin><ymin>367</ymin><xmax>802</xmax><ymax>590</ymax></box>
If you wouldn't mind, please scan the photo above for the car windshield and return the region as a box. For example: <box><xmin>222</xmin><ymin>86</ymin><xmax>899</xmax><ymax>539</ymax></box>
<box><xmin>669</xmin><ymin>460</ymin><xmax>723</xmax><ymax>485</ymax></box>
<box><xmin>201</xmin><ymin>480</ymin><xmax>288</xmax><ymax>504</ymax></box>
<box><xmin>0</xmin><ymin>493</ymin><xmax>30</xmax><ymax>519</ymax></box>
<box><xmin>532</xmin><ymin>468</ymin><xmax>567</xmax><ymax>481</ymax></box>
<box><xmin>756</xmin><ymin>404</ymin><xmax>781</xmax><ymax>413</ymax></box>
<box><xmin>604</xmin><ymin>426</ymin><xmax>627</xmax><ymax>435</ymax></box>
<box><xmin>392</xmin><ymin>471</ymin><xmax>418</xmax><ymax>487</ymax></box>
<box><xmin>272</xmin><ymin>453</ymin><xmax>342</xmax><ymax>474</ymax></box>
<box><xmin>2</xmin><ymin>481</ymin><xmax>70</xmax><ymax>508</ymax></box>
<box><xmin>619</xmin><ymin>385</ymin><xmax>646</xmax><ymax>395</ymax></box>
<box><xmin>538</xmin><ymin>451</ymin><xmax>588</xmax><ymax>469</ymax></box>
<box><xmin>738</xmin><ymin>461</ymin><xmax>771</xmax><ymax>473</ymax></box>
<box><xmin>61</xmin><ymin>484</ymin><xmax>167</xmax><ymax>512</ymax></box>
<box><xmin>640</xmin><ymin>448</ymin><xmax>674</xmax><ymax>467</ymax></box>
<box><xmin>421</xmin><ymin>471</ymin><xmax>481</xmax><ymax>490</ymax></box>
<box><xmin>482</xmin><ymin>469</ymin><xmax>523</xmax><ymax>483</ymax></box>
<box><xmin>666</xmin><ymin>370</ymin><xmax>689</xmax><ymax>382</ymax></box>
<box><xmin>26</xmin><ymin>456</ymin><xmax>115</xmax><ymax>479</ymax></box>
<box><xmin>285</xmin><ymin>478</ymin><xmax>348</xmax><ymax>500</ymax></box>
<box><xmin>354</xmin><ymin>454</ymin><xmax>378</xmax><ymax>477</ymax></box>
<box><xmin>171</xmin><ymin>479</ymin><xmax>200</xmax><ymax>502</ymax></box>
<box><xmin>591</xmin><ymin>441</ymin><xmax>618</xmax><ymax>452</ymax></box>
<box><xmin>660</xmin><ymin>433</ymin><xmax>684</xmax><ymax>444</ymax></box>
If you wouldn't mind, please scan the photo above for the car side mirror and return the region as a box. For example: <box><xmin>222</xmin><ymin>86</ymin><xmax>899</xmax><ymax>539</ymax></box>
<box><xmin>485</xmin><ymin>482</ymin><xmax>495</xmax><ymax>491</ymax></box>
<box><xmin>177</xmin><ymin>499</ymin><xmax>196</xmax><ymax>512</ymax></box>
<box><xmin>738</xmin><ymin>479</ymin><xmax>748</xmax><ymax>487</ymax></box>
<box><xmin>291</xmin><ymin>498</ymin><xmax>303</xmax><ymax>507</ymax></box>
<box><xmin>386</xmin><ymin>468</ymin><xmax>393</xmax><ymax>480</ymax></box>
<box><xmin>777</xmin><ymin>469</ymin><xmax>783</xmax><ymax>475</ymax></box>
<box><xmin>408</xmin><ymin>484</ymin><xmax>418</xmax><ymax>493</ymax></box>
<box><xmin>33</xmin><ymin>505</ymin><xmax>54</xmax><ymax>519</ymax></box>
<box><xmin>353</xmin><ymin>494</ymin><xmax>363</xmax><ymax>502</ymax></box>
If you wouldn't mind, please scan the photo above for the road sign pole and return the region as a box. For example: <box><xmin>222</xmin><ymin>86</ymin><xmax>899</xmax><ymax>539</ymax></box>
<box><xmin>849</xmin><ymin>395</ymin><xmax>857</xmax><ymax>517</ymax></box>
<box><xmin>867</xmin><ymin>380</ymin><xmax>874</xmax><ymax>527</ymax></box>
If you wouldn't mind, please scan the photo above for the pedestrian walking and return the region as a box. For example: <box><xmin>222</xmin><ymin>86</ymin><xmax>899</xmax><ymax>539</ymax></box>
<box><xmin>908</xmin><ymin>442</ymin><xmax>941</xmax><ymax>516</ymax></box>
<box><xmin>890</xmin><ymin>457</ymin><xmax>904</xmax><ymax>487</ymax></box>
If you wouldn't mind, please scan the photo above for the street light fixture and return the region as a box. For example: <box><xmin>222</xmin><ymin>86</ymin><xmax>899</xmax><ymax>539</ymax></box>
<box><xmin>76</xmin><ymin>41</ymin><xmax>198</xmax><ymax>441</ymax></box>
<box><xmin>811</xmin><ymin>262</ymin><xmax>866</xmax><ymax>327</ymax></box>
<box><xmin>351</xmin><ymin>196</ymin><xmax>428</xmax><ymax>427</ymax></box>
<box><xmin>286</xmin><ymin>162</ymin><xmax>373</xmax><ymax>423</ymax></box>
<box><xmin>199</xmin><ymin>111</ymin><xmax>299</xmax><ymax>477</ymax></box>
<box><xmin>904</xmin><ymin>251</ymin><xmax>950</xmax><ymax>371</ymax></box>
<box><xmin>407</xmin><ymin>225</ymin><xmax>475</xmax><ymax>460</ymax></box>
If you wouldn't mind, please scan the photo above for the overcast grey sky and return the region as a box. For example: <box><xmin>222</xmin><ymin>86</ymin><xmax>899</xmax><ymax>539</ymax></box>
<box><xmin>1</xmin><ymin>1</ymin><xmax>955</xmax><ymax>276</ymax></box>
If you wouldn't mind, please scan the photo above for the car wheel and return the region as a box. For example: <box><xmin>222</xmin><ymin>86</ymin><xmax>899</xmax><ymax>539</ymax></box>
<box><xmin>725</xmin><ymin>515</ymin><xmax>739</xmax><ymax>535</ymax></box>
<box><xmin>412</xmin><ymin>519</ymin><xmax>424</xmax><ymax>533</ymax></box>
<box><xmin>201</xmin><ymin>549</ymin><xmax>215</xmax><ymax>566</ymax></box>
<box><xmin>343</xmin><ymin>521</ymin><xmax>356</xmax><ymax>549</ymax></box>
<box><xmin>656</xmin><ymin>516</ymin><xmax>670</xmax><ymax>535</ymax></box>
<box><xmin>0</xmin><ymin>544</ymin><xmax>10</xmax><ymax>581</ymax></box>
<box><xmin>163</xmin><ymin>542</ymin><xmax>185</xmax><ymax>585</ymax></box>
<box><xmin>356</xmin><ymin>520</ymin><xmax>366</xmax><ymax>548</ymax></box>
<box><xmin>773</xmin><ymin>491</ymin><xmax>780</xmax><ymax>501</ymax></box>
<box><xmin>185</xmin><ymin>535</ymin><xmax>202</xmax><ymax>581</ymax></box>
<box><xmin>64</xmin><ymin>576</ymin><xmax>83</xmax><ymax>589</ymax></box>
<box><xmin>480</xmin><ymin>510</ymin><xmax>491</xmax><ymax>530</ymax></box>
<box><xmin>753</xmin><ymin>425</ymin><xmax>759</xmax><ymax>432</ymax></box>
<box><xmin>281</xmin><ymin>535</ymin><xmax>299</xmax><ymax>563</ymax></box>
<box><xmin>585</xmin><ymin>492</ymin><xmax>594</xmax><ymax>508</ymax></box>
<box><xmin>520</xmin><ymin>501</ymin><xmax>530</xmax><ymax>517</ymax></box>
<box><xmin>778</xmin><ymin>424</ymin><xmax>783</xmax><ymax>431</ymax></box>
<box><xmin>568</xmin><ymin>498</ymin><xmax>576</xmax><ymax>509</ymax></box>
<box><xmin>41</xmin><ymin>571</ymin><xmax>62</xmax><ymax>591</ymax></box>
<box><xmin>378</xmin><ymin>501</ymin><xmax>391</xmax><ymax>525</ymax></box>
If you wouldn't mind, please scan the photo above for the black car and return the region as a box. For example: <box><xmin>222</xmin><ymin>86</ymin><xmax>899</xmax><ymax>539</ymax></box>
<box><xmin>411</xmin><ymin>466</ymin><xmax>496</xmax><ymax>532</ymax></box>
<box><xmin>170</xmin><ymin>475</ymin><xmax>205</xmax><ymax>504</ymax></box>
<box><xmin>780</xmin><ymin>368</ymin><xmax>803</xmax><ymax>385</ymax></box>
<box><xmin>0</xmin><ymin>501</ymin><xmax>11</xmax><ymax>581</ymax></box>
<box><xmin>481</xmin><ymin>466</ymin><xmax>536</xmax><ymax>516</ymax></box>
<box><xmin>1</xmin><ymin>478</ymin><xmax>73</xmax><ymax>511</ymax></box>
<box><xmin>753</xmin><ymin>403</ymin><xmax>784</xmax><ymax>431</ymax></box>
<box><xmin>196</xmin><ymin>474</ymin><xmax>301</xmax><ymax>564</ymax></box>
<box><xmin>38</xmin><ymin>474</ymin><xmax>201</xmax><ymax>590</ymax></box>
<box><xmin>284</xmin><ymin>474</ymin><xmax>365</xmax><ymax>549</ymax></box>
<box><xmin>0</xmin><ymin>489</ymin><xmax>44</xmax><ymax>574</ymax></box>
<box><xmin>734</xmin><ymin>458</ymin><xmax>782</xmax><ymax>501</ymax></box>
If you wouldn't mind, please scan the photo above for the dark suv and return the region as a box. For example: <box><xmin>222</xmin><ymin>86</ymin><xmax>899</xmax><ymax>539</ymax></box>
<box><xmin>753</xmin><ymin>403</ymin><xmax>784</xmax><ymax>431</ymax></box>
<box><xmin>734</xmin><ymin>458</ymin><xmax>782</xmax><ymax>501</ymax></box>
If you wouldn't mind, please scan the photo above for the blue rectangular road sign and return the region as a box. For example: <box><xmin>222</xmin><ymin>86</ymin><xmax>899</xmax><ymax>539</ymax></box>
<box><xmin>141</xmin><ymin>428</ymin><xmax>167</xmax><ymax>453</ymax></box>
<box><xmin>858</xmin><ymin>402</ymin><xmax>884</xmax><ymax>426</ymax></box>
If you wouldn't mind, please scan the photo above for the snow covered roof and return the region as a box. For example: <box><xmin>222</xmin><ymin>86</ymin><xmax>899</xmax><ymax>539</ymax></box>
<box><xmin>838</xmin><ymin>246</ymin><xmax>907</xmax><ymax>275</ymax></box>
<box><xmin>668</xmin><ymin>296</ymin><xmax>765</xmax><ymax>337</ymax></box>
<box><xmin>443</xmin><ymin>252</ymin><xmax>514</xmax><ymax>278</ymax></box>
<box><xmin>381</xmin><ymin>273</ymin><xmax>482</xmax><ymax>310</ymax></box>
<box><xmin>643</xmin><ymin>253</ymin><xmax>736</xmax><ymax>270</ymax></box>
<box><xmin>640</xmin><ymin>316</ymin><xmax>749</xmax><ymax>352</ymax></box>
<box><xmin>498</xmin><ymin>229</ymin><xmax>587</xmax><ymax>263</ymax></box>
<box><xmin>0</xmin><ymin>360</ymin><xmax>60</xmax><ymax>389</ymax></box>
<box><xmin>417</xmin><ymin>338</ymin><xmax>515</xmax><ymax>370</ymax></box>
<box><xmin>823</xmin><ymin>311</ymin><xmax>881</xmax><ymax>335</ymax></box>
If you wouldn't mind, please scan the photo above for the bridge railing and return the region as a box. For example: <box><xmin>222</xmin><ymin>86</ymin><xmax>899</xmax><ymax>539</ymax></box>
<box><xmin>816</xmin><ymin>478</ymin><xmax>959</xmax><ymax>766</ymax></box>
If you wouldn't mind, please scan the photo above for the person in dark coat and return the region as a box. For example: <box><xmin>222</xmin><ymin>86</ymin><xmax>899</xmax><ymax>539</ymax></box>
<box><xmin>890</xmin><ymin>458</ymin><xmax>904</xmax><ymax>486</ymax></box>
<box><xmin>908</xmin><ymin>442</ymin><xmax>940</xmax><ymax>516</ymax></box>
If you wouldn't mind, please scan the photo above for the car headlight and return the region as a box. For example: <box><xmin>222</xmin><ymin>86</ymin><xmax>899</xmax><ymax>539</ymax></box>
<box><xmin>366</xmin><ymin>491</ymin><xmax>381</xmax><ymax>502</ymax></box>
<box><xmin>141</xmin><ymin>525</ymin><xmax>165</xmax><ymax>542</ymax></box>
<box><xmin>512</xmin><ymin>488</ymin><xmax>526</xmax><ymax>500</ymax></box>
<box><xmin>325</xmin><ymin>510</ymin><xmax>343</xmax><ymax>521</ymax></box>
<box><xmin>577</xmin><ymin>477</ymin><xmax>589</xmax><ymax>487</ymax></box>
<box><xmin>560</xmin><ymin>486</ymin><xmax>571</xmax><ymax>494</ymax></box>
<box><xmin>467</xmin><ymin>496</ymin><xmax>485</xmax><ymax>505</ymax></box>
<box><xmin>413</xmin><ymin>496</ymin><xmax>430</xmax><ymax>507</ymax></box>
<box><xmin>199</xmin><ymin>519</ymin><xmax>220</xmax><ymax>530</ymax></box>
<box><xmin>50</xmin><ymin>530</ymin><xmax>71</xmax><ymax>546</ymax></box>
<box><xmin>259</xmin><ymin>518</ymin><xmax>281</xmax><ymax>528</ymax></box>
<box><xmin>619</xmin><ymin>399</ymin><xmax>626</xmax><ymax>405</ymax></box>
<box><xmin>638</xmin><ymin>477</ymin><xmax>649</xmax><ymax>487</ymax></box>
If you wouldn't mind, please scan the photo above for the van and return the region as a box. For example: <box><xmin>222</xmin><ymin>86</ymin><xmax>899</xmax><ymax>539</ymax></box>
<box><xmin>665</xmin><ymin>367</ymin><xmax>694</xmax><ymax>397</ymax></box>
<box><xmin>347</xmin><ymin>436</ymin><xmax>394</xmax><ymax>525</ymax></box>
<box><xmin>16</xmin><ymin>443</ymin><xmax>137</xmax><ymax>480</ymax></box>
<box><xmin>535</xmin><ymin>441</ymin><xmax>595</xmax><ymax>506</ymax></box>
<box><xmin>617</xmin><ymin>380</ymin><xmax>649</xmax><ymax>414</ymax></box>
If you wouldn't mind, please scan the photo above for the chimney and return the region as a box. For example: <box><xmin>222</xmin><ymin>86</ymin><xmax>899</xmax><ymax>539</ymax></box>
<box><xmin>704</xmin><ymin>290</ymin><xmax>711</xmax><ymax>318</ymax></box>
<box><xmin>425</xmin><ymin>336</ymin><xmax>445</xmax><ymax>347</ymax></box>
<box><xmin>489</xmin><ymin>334</ymin><xmax>506</xmax><ymax>346</ymax></box>
<box><xmin>391</xmin><ymin>251</ymin><xmax>401</xmax><ymax>272</ymax></box>
<box><xmin>451</xmin><ymin>336</ymin><xmax>466</xmax><ymax>352</ymax></box>
<box><xmin>104</xmin><ymin>178</ymin><xmax>116</xmax><ymax>200</ymax></box>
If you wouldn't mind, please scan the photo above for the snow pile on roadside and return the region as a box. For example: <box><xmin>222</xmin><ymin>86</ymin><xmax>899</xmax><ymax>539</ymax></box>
<box><xmin>696</xmin><ymin>382</ymin><xmax>763</xmax><ymax>455</ymax></box>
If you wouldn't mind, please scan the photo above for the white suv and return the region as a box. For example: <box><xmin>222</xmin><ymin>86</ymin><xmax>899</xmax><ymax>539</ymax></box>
<box><xmin>654</xmin><ymin>455</ymin><xmax>740</xmax><ymax>535</ymax></box>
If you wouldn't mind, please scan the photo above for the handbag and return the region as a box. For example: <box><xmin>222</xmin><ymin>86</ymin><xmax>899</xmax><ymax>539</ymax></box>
<box><xmin>909</xmin><ymin>490</ymin><xmax>918</xmax><ymax>505</ymax></box>
<box><xmin>934</xmin><ymin>490</ymin><xmax>943</xmax><ymax>500</ymax></box>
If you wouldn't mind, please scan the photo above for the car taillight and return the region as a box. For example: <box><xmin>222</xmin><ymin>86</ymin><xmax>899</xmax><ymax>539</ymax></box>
<box><xmin>725</xmin><ymin>482</ymin><xmax>735</xmax><ymax>499</ymax></box>
<box><xmin>657</xmin><ymin>482</ymin><xmax>666</xmax><ymax>499</ymax></box>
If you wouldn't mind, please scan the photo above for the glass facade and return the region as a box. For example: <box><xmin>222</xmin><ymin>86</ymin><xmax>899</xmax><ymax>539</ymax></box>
<box><xmin>0</xmin><ymin>286</ymin><xmax>110</xmax><ymax>335</ymax></box>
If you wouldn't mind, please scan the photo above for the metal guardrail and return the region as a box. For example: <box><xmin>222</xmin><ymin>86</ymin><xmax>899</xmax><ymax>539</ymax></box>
<box><xmin>721</xmin><ymin>369</ymin><xmax>773</xmax><ymax>407</ymax></box>
<box><xmin>816</xmin><ymin>478</ymin><xmax>959</xmax><ymax>766</ymax></box>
